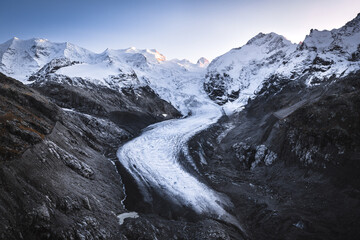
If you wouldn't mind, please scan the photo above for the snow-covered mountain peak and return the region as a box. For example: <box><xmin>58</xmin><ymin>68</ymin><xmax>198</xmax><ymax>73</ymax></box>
<box><xmin>145</xmin><ymin>48</ymin><xmax>166</xmax><ymax>62</ymax></box>
<box><xmin>126</xmin><ymin>46</ymin><xmax>137</xmax><ymax>51</ymax></box>
<box><xmin>0</xmin><ymin>37</ymin><xmax>97</xmax><ymax>81</ymax></box>
<box><xmin>205</xmin><ymin>13</ymin><xmax>360</xmax><ymax>110</ymax></box>
<box><xmin>31</xmin><ymin>38</ymin><xmax>48</xmax><ymax>43</ymax></box>
<box><xmin>205</xmin><ymin>31</ymin><xmax>297</xmax><ymax>107</ymax></box>
<box><xmin>122</xmin><ymin>47</ymin><xmax>166</xmax><ymax>63</ymax></box>
<box><xmin>243</xmin><ymin>32</ymin><xmax>295</xmax><ymax>54</ymax></box>
<box><xmin>98</xmin><ymin>47</ymin><xmax>166</xmax><ymax>69</ymax></box>
<box><xmin>300</xmin><ymin>29</ymin><xmax>336</xmax><ymax>53</ymax></box>
<box><xmin>208</xmin><ymin>33</ymin><xmax>295</xmax><ymax>71</ymax></box>
<box><xmin>246</xmin><ymin>32</ymin><xmax>291</xmax><ymax>45</ymax></box>
<box><xmin>197</xmin><ymin>57</ymin><xmax>209</xmax><ymax>67</ymax></box>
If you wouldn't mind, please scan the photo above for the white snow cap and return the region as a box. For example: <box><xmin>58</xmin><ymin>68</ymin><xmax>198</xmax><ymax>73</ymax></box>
<box><xmin>205</xmin><ymin>31</ymin><xmax>296</xmax><ymax>105</ymax></box>
<box><xmin>0</xmin><ymin>37</ymin><xmax>96</xmax><ymax>81</ymax></box>
<box><xmin>245</xmin><ymin>32</ymin><xmax>294</xmax><ymax>49</ymax></box>
<box><xmin>302</xmin><ymin>12</ymin><xmax>360</xmax><ymax>54</ymax></box>
<box><xmin>197</xmin><ymin>57</ymin><xmax>210</xmax><ymax>67</ymax></box>
<box><xmin>205</xmin><ymin>13</ymin><xmax>360</xmax><ymax>107</ymax></box>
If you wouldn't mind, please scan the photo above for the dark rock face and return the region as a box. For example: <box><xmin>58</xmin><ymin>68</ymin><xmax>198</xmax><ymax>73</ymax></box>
<box><xmin>0</xmin><ymin>75</ymin><xmax>127</xmax><ymax>239</ymax></box>
<box><xmin>188</xmin><ymin>72</ymin><xmax>360</xmax><ymax>239</ymax></box>
<box><xmin>0</xmin><ymin>74</ymin><xmax>185</xmax><ymax>239</ymax></box>
<box><xmin>279</xmin><ymin>73</ymin><xmax>360</xmax><ymax>188</ymax></box>
<box><xmin>0</xmin><ymin>73</ymin><xmax>59</xmax><ymax>161</ymax></box>
<box><xmin>31</xmin><ymin>79</ymin><xmax>180</xmax><ymax>123</ymax></box>
<box><xmin>118</xmin><ymin>216</ymin><xmax>243</xmax><ymax>240</ymax></box>
<box><xmin>204</xmin><ymin>72</ymin><xmax>240</xmax><ymax>105</ymax></box>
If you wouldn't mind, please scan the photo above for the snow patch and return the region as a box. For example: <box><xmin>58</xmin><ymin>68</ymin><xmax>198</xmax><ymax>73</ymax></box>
<box><xmin>117</xmin><ymin>212</ymin><xmax>139</xmax><ymax>225</ymax></box>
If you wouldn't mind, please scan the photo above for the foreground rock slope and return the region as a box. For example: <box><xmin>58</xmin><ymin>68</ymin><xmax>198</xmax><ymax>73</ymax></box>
<box><xmin>0</xmin><ymin>73</ymin><xmax>181</xmax><ymax>239</ymax></box>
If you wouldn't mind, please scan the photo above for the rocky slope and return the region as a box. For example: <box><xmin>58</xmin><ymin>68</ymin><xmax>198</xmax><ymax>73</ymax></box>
<box><xmin>188</xmin><ymin>13</ymin><xmax>360</xmax><ymax>239</ymax></box>
<box><xmin>0</xmin><ymin>72</ymin><xmax>185</xmax><ymax>239</ymax></box>
<box><xmin>189</xmin><ymin>71</ymin><xmax>360</xmax><ymax>239</ymax></box>
<box><xmin>0</xmin><ymin>73</ymin><xmax>124</xmax><ymax>239</ymax></box>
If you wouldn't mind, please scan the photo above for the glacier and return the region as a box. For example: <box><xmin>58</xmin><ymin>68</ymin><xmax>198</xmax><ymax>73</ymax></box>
<box><xmin>0</xmin><ymin>14</ymin><xmax>359</xmax><ymax>236</ymax></box>
<box><xmin>115</xmin><ymin>59</ymin><xmax>244</xmax><ymax>228</ymax></box>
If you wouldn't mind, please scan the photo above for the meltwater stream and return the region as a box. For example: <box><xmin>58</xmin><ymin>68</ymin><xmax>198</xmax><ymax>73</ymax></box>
<box><xmin>117</xmin><ymin>102</ymin><xmax>243</xmax><ymax>229</ymax></box>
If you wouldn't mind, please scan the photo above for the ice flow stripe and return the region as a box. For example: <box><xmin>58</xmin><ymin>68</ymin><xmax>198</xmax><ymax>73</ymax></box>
<box><xmin>117</xmin><ymin>105</ymin><xmax>228</xmax><ymax>217</ymax></box>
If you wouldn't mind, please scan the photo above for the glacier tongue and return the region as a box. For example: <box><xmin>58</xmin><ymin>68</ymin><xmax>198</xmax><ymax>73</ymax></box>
<box><xmin>117</xmin><ymin>81</ymin><xmax>243</xmax><ymax>229</ymax></box>
<box><xmin>117</xmin><ymin>103</ymin><xmax>222</xmax><ymax>210</ymax></box>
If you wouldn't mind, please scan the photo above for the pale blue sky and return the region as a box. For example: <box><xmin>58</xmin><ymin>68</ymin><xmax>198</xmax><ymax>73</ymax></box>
<box><xmin>1</xmin><ymin>0</ymin><xmax>360</xmax><ymax>62</ymax></box>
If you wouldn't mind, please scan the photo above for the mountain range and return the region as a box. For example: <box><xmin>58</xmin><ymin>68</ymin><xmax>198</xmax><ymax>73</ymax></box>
<box><xmin>0</xmin><ymin>12</ymin><xmax>359</xmax><ymax>240</ymax></box>
<box><xmin>1</xmin><ymin>13</ymin><xmax>360</xmax><ymax>114</ymax></box>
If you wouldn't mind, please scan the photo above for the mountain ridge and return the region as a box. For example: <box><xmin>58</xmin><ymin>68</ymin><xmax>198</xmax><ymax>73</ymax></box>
<box><xmin>204</xmin><ymin>13</ymin><xmax>360</xmax><ymax>108</ymax></box>
<box><xmin>1</xmin><ymin>13</ymin><xmax>359</xmax><ymax>114</ymax></box>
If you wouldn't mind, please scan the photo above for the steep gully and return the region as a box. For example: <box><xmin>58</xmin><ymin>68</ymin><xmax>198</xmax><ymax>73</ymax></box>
<box><xmin>116</xmin><ymin>90</ymin><xmax>245</xmax><ymax>232</ymax></box>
